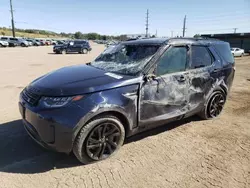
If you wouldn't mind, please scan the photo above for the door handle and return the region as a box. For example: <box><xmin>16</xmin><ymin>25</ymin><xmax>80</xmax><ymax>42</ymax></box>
<box><xmin>177</xmin><ymin>75</ymin><xmax>186</xmax><ymax>82</ymax></box>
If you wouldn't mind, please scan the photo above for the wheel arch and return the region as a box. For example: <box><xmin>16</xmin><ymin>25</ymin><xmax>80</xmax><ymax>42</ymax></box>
<box><xmin>72</xmin><ymin>109</ymin><xmax>131</xmax><ymax>146</ymax></box>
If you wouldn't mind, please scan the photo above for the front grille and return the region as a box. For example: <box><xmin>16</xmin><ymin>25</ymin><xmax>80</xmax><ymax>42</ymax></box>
<box><xmin>22</xmin><ymin>87</ymin><xmax>41</xmax><ymax>106</ymax></box>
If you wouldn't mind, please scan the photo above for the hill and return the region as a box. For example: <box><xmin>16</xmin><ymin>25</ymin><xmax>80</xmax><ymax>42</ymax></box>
<box><xmin>0</xmin><ymin>27</ymin><xmax>63</xmax><ymax>38</ymax></box>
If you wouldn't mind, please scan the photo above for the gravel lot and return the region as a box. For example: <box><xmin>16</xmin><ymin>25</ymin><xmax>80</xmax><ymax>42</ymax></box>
<box><xmin>0</xmin><ymin>43</ymin><xmax>249</xmax><ymax>188</ymax></box>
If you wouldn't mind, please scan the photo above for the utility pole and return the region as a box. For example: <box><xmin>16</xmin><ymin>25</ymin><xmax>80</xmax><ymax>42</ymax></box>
<box><xmin>155</xmin><ymin>29</ymin><xmax>157</xmax><ymax>37</ymax></box>
<box><xmin>10</xmin><ymin>0</ymin><xmax>15</xmax><ymax>37</ymax></box>
<box><xmin>171</xmin><ymin>31</ymin><xmax>174</xmax><ymax>37</ymax></box>
<box><xmin>145</xmin><ymin>9</ymin><xmax>149</xmax><ymax>38</ymax></box>
<box><xmin>182</xmin><ymin>15</ymin><xmax>186</xmax><ymax>37</ymax></box>
<box><xmin>233</xmin><ymin>28</ymin><xmax>238</xmax><ymax>33</ymax></box>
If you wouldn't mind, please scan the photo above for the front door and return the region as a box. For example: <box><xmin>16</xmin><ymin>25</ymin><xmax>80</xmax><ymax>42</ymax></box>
<box><xmin>139</xmin><ymin>45</ymin><xmax>190</xmax><ymax>126</ymax></box>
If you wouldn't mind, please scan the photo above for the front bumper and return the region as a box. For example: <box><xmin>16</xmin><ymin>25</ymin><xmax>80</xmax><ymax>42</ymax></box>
<box><xmin>53</xmin><ymin>48</ymin><xmax>61</xmax><ymax>53</ymax></box>
<box><xmin>19</xmin><ymin>102</ymin><xmax>74</xmax><ymax>153</ymax></box>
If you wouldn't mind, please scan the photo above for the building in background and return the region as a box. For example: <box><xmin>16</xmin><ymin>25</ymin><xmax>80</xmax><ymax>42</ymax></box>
<box><xmin>201</xmin><ymin>32</ymin><xmax>250</xmax><ymax>52</ymax></box>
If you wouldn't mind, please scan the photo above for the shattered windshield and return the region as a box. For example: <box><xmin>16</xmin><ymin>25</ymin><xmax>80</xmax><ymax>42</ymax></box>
<box><xmin>91</xmin><ymin>44</ymin><xmax>160</xmax><ymax>75</ymax></box>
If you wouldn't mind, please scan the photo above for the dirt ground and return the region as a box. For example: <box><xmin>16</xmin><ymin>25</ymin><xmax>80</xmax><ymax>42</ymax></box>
<box><xmin>0</xmin><ymin>43</ymin><xmax>249</xmax><ymax>188</ymax></box>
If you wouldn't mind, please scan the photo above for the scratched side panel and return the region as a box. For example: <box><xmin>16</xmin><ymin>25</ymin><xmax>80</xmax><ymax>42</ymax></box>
<box><xmin>139</xmin><ymin>72</ymin><xmax>189</xmax><ymax>124</ymax></box>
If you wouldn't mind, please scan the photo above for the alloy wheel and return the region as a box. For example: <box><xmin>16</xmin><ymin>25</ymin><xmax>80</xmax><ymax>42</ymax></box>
<box><xmin>85</xmin><ymin>122</ymin><xmax>121</xmax><ymax>160</ymax></box>
<box><xmin>208</xmin><ymin>93</ymin><xmax>226</xmax><ymax>118</ymax></box>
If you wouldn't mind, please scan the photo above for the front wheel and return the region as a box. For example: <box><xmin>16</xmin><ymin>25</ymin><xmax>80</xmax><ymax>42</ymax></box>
<box><xmin>21</xmin><ymin>43</ymin><xmax>26</xmax><ymax>47</ymax></box>
<box><xmin>61</xmin><ymin>49</ymin><xmax>66</xmax><ymax>54</ymax></box>
<box><xmin>73</xmin><ymin>115</ymin><xmax>125</xmax><ymax>164</ymax></box>
<box><xmin>198</xmin><ymin>90</ymin><xmax>226</xmax><ymax>120</ymax></box>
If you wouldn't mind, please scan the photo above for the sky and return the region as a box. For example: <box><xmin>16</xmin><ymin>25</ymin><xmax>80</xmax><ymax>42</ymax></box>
<box><xmin>0</xmin><ymin>0</ymin><xmax>250</xmax><ymax>37</ymax></box>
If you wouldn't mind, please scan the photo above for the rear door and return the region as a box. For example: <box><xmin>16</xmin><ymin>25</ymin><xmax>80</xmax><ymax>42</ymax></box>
<box><xmin>186</xmin><ymin>45</ymin><xmax>217</xmax><ymax>113</ymax></box>
<box><xmin>70</xmin><ymin>41</ymin><xmax>84</xmax><ymax>52</ymax></box>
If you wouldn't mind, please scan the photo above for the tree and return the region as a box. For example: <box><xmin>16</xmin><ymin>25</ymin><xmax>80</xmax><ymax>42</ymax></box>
<box><xmin>86</xmin><ymin>33</ymin><xmax>99</xmax><ymax>40</ymax></box>
<box><xmin>1</xmin><ymin>31</ymin><xmax>5</xmax><ymax>36</ymax></box>
<box><xmin>194</xmin><ymin>34</ymin><xmax>201</xmax><ymax>38</ymax></box>
<box><xmin>74</xmin><ymin>31</ymin><xmax>83</xmax><ymax>39</ymax></box>
<box><xmin>101</xmin><ymin>35</ymin><xmax>107</xmax><ymax>40</ymax></box>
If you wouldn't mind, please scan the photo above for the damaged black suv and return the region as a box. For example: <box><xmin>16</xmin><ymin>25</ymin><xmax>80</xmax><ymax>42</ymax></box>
<box><xmin>19</xmin><ymin>38</ymin><xmax>235</xmax><ymax>164</ymax></box>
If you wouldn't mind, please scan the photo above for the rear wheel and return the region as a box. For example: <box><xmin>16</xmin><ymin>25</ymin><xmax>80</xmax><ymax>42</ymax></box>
<box><xmin>21</xmin><ymin>43</ymin><xmax>25</xmax><ymax>47</ymax></box>
<box><xmin>73</xmin><ymin>115</ymin><xmax>125</xmax><ymax>164</ymax></box>
<box><xmin>0</xmin><ymin>44</ymin><xmax>3</xmax><ymax>47</ymax></box>
<box><xmin>199</xmin><ymin>90</ymin><xmax>226</xmax><ymax>120</ymax></box>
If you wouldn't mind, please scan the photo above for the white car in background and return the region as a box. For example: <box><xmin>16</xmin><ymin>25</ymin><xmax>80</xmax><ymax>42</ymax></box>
<box><xmin>0</xmin><ymin>40</ymin><xmax>9</xmax><ymax>47</ymax></box>
<box><xmin>231</xmin><ymin>48</ymin><xmax>244</xmax><ymax>57</ymax></box>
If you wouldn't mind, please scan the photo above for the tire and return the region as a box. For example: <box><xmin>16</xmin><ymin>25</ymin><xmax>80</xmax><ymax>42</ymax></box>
<box><xmin>198</xmin><ymin>89</ymin><xmax>226</xmax><ymax>120</ymax></box>
<box><xmin>73</xmin><ymin>115</ymin><xmax>125</xmax><ymax>164</ymax></box>
<box><xmin>0</xmin><ymin>43</ymin><xmax>3</xmax><ymax>47</ymax></box>
<box><xmin>21</xmin><ymin>43</ymin><xmax>25</xmax><ymax>47</ymax></box>
<box><xmin>61</xmin><ymin>49</ymin><xmax>66</xmax><ymax>54</ymax></box>
<box><xmin>82</xmin><ymin>48</ymin><xmax>88</xmax><ymax>54</ymax></box>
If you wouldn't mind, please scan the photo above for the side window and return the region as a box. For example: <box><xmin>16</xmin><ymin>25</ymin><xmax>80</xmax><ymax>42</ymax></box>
<box><xmin>213</xmin><ymin>43</ymin><xmax>234</xmax><ymax>64</ymax></box>
<box><xmin>157</xmin><ymin>46</ymin><xmax>187</xmax><ymax>76</ymax></box>
<box><xmin>1</xmin><ymin>37</ymin><xmax>7</xmax><ymax>40</ymax></box>
<box><xmin>191</xmin><ymin>46</ymin><xmax>212</xmax><ymax>69</ymax></box>
<box><xmin>235</xmin><ymin>48</ymin><xmax>239</xmax><ymax>51</ymax></box>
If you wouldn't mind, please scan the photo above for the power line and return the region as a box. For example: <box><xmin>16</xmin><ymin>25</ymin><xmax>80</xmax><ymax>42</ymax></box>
<box><xmin>145</xmin><ymin>9</ymin><xmax>149</xmax><ymax>38</ymax></box>
<box><xmin>10</xmin><ymin>0</ymin><xmax>15</xmax><ymax>37</ymax></box>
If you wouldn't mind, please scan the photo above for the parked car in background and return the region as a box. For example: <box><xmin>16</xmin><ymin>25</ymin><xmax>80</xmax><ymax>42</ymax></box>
<box><xmin>20</xmin><ymin>38</ymin><xmax>235</xmax><ymax>164</ymax></box>
<box><xmin>39</xmin><ymin>39</ymin><xmax>46</xmax><ymax>46</ymax></box>
<box><xmin>0</xmin><ymin>39</ymin><xmax>9</xmax><ymax>47</ymax></box>
<box><xmin>51</xmin><ymin>40</ymin><xmax>57</xmax><ymax>45</ymax></box>
<box><xmin>53</xmin><ymin>40</ymin><xmax>92</xmax><ymax>54</ymax></box>
<box><xmin>45</xmin><ymin>40</ymin><xmax>52</xmax><ymax>45</ymax></box>
<box><xmin>11</xmin><ymin>37</ymin><xmax>29</xmax><ymax>47</ymax></box>
<box><xmin>57</xmin><ymin>40</ymin><xmax>66</xmax><ymax>45</ymax></box>
<box><xmin>105</xmin><ymin>41</ymin><xmax>119</xmax><ymax>48</ymax></box>
<box><xmin>26</xmin><ymin>39</ymin><xmax>41</xmax><ymax>46</ymax></box>
<box><xmin>0</xmin><ymin>37</ymin><xmax>29</xmax><ymax>47</ymax></box>
<box><xmin>0</xmin><ymin>37</ymin><xmax>17</xmax><ymax>47</ymax></box>
<box><xmin>231</xmin><ymin>48</ymin><xmax>244</xmax><ymax>57</ymax></box>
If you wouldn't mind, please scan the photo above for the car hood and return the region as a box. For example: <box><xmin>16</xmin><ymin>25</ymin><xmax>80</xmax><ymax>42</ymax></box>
<box><xmin>0</xmin><ymin>40</ymin><xmax>8</xmax><ymax>44</ymax></box>
<box><xmin>29</xmin><ymin>64</ymin><xmax>139</xmax><ymax>96</ymax></box>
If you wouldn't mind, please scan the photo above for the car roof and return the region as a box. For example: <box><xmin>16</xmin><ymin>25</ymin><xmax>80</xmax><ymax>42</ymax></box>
<box><xmin>123</xmin><ymin>38</ymin><xmax>168</xmax><ymax>45</ymax></box>
<box><xmin>122</xmin><ymin>37</ymin><xmax>228</xmax><ymax>46</ymax></box>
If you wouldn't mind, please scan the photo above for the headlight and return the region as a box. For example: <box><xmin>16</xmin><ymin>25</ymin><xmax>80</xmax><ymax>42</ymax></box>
<box><xmin>42</xmin><ymin>96</ymin><xmax>83</xmax><ymax>108</ymax></box>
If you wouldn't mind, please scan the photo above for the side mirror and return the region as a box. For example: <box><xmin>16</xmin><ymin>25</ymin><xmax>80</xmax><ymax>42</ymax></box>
<box><xmin>144</xmin><ymin>74</ymin><xmax>160</xmax><ymax>93</ymax></box>
<box><xmin>144</xmin><ymin>74</ymin><xmax>157</xmax><ymax>82</ymax></box>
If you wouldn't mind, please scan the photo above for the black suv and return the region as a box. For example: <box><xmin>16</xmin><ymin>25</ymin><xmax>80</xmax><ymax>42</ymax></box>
<box><xmin>19</xmin><ymin>38</ymin><xmax>234</xmax><ymax>164</ymax></box>
<box><xmin>53</xmin><ymin>40</ymin><xmax>92</xmax><ymax>54</ymax></box>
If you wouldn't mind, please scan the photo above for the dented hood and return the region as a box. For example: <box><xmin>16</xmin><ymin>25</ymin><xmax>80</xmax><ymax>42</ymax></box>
<box><xmin>29</xmin><ymin>64</ymin><xmax>136</xmax><ymax>96</ymax></box>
